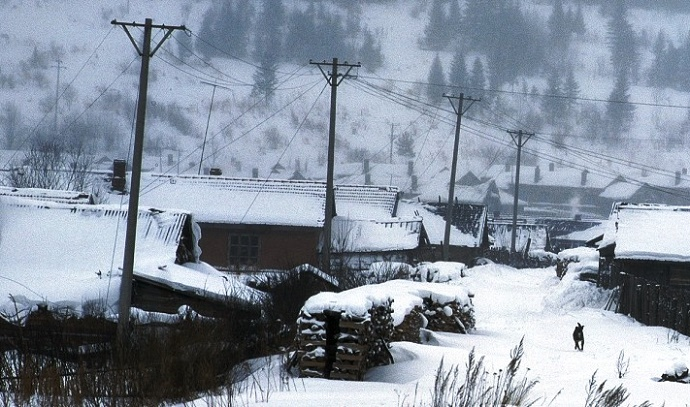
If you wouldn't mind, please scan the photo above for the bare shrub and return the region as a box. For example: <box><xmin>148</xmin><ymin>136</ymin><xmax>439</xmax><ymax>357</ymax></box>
<box><xmin>584</xmin><ymin>371</ymin><xmax>652</xmax><ymax>407</ymax></box>
<box><xmin>428</xmin><ymin>338</ymin><xmax>539</xmax><ymax>407</ymax></box>
<box><xmin>616</xmin><ymin>350</ymin><xmax>630</xmax><ymax>379</ymax></box>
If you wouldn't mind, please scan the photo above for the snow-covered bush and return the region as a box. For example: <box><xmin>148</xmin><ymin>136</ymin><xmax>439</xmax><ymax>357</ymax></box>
<box><xmin>411</xmin><ymin>261</ymin><xmax>466</xmax><ymax>283</ymax></box>
<box><xmin>363</xmin><ymin>261</ymin><xmax>414</xmax><ymax>284</ymax></box>
<box><xmin>556</xmin><ymin>246</ymin><xmax>599</xmax><ymax>281</ymax></box>
<box><xmin>660</xmin><ymin>360</ymin><xmax>690</xmax><ymax>383</ymax></box>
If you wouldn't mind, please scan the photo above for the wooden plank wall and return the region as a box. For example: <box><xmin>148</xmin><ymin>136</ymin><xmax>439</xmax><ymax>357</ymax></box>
<box><xmin>618</xmin><ymin>273</ymin><xmax>690</xmax><ymax>336</ymax></box>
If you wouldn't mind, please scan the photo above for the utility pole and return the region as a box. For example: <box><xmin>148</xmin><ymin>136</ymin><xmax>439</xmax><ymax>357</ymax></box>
<box><xmin>199</xmin><ymin>81</ymin><xmax>217</xmax><ymax>175</ymax></box>
<box><xmin>389</xmin><ymin>122</ymin><xmax>397</xmax><ymax>164</ymax></box>
<box><xmin>198</xmin><ymin>81</ymin><xmax>232</xmax><ymax>174</ymax></box>
<box><xmin>310</xmin><ymin>58</ymin><xmax>360</xmax><ymax>273</ymax></box>
<box><xmin>52</xmin><ymin>59</ymin><xmax>65</xmax><ymax>135</ymax></box>
<box><xmin>112</xmin><ymin>18</ymin><xmax>186</xmax><ymax>340</ymax></box>
<box><xmin>442</xmin><ymin>93</ymin><xmax>479</xmax><ymax>261</ymax></box>
<box><xmin>508</xmin><ymin>129</ymin><xmax>534</xmax><ymax>253</ymax></box>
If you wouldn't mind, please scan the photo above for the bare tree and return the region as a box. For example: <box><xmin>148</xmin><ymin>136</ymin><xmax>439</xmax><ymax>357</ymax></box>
<box><xmin>6</xmin><ymin>132</ymin><xmax>97</xmax><ymax>191</ymax></box>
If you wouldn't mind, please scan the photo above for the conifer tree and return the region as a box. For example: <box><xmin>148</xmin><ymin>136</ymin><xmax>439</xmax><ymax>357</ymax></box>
<box><xmin>426</xmin><ymin>54</ymin><xmax>446</xmax><ymax>105</ymax></box>
<box><xmin>421</xmin><ymin>0</ymin><xmax>449</xmax><ymax>50</ymax></box>
<box><xmin>548</xmin><ymin>0</ymin><xmax>570</xmax><ymax>48</ymax></box>
<box><xmin>448</xmin><ymin>48</ymin><xmax>468</xmax><ymax>89</ymax></box>
<box><xmin>607</xmin><ymin>0</ymin><xmax>638</xmax><ymax>83</ymax></box>
<box><xmin>606</xmin><ymin>69</ymin><xmax>635</xmax><ymax>137</ymax></box>
<box><xmin>359</xmin><ymin>28</ymin><xmax>384</xmax><ymax>72</ymax></box>
<box><xmin>468</xmin><ymin>57</ymin><xmax>487</xmax><ymax>100</ymax></box>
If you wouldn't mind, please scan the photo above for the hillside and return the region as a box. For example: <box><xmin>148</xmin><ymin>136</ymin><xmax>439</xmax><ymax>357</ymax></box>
<box><xmin>1</xmin><ymin>0</ymin><xmax>690</xmax><ymax>200</ymax></box>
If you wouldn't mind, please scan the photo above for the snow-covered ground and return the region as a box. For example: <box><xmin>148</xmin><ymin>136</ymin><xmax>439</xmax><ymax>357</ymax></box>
<box><xmin>207</xmin><ymin>264</ymin><xmax>689</xmax><ymax>407</ymax></box>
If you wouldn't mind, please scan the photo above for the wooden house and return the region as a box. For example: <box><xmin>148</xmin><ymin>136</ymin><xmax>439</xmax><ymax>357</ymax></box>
<box><xmin>488</xmin><ymin>217</ymin><xmax>550</xmax><ymax>253</ymax></box>
<box><xmin>136</xmin><ymin>174</ymin><xmax>426</xmax><ymax>272</ymax></box>
<box><xmin>0</xmin><ymin>193</ymin><xmax>262</xmax><ymax>319</ymax></box>
<box><xmin>598</xmin><ymin>203</ymin><xmax>690</xmax><ymax>288</ymax></box>
<box><xmin>400</xmin><ymin>201</ymin><xmax>489</xmax><ymax>264</ymax></box>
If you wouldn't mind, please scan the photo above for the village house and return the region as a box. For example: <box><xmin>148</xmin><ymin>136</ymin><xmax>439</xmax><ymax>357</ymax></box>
<box><xmin>0</xmin><ymin>190</ymin><xmax>262</xmax><ymax>319</ymax></box>
<box><xmin>135</xmin><ymin>173</ymin><xmax>427</xmax><ymax>273</ymax></box>
<box><xmin>598</xmin><ymin>202</ymin><xmax>690</xmax><ymax>288</ymax></box>
<box><xmin>398</xmin><ymin>200</ymin><xmax>490</xmax><ymax>264</ymax></box>
<box><xmin>489</xmin><ymin>163</ymin><xmax>616</xmax><ymax>219</ymax></box>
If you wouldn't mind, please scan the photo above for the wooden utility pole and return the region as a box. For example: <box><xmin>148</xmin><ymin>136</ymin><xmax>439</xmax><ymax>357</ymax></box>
<box><xmin>310</xmin><ymin>58</ymin><xmax>360</xmax><ymax>273</ymax></box>
<box><xmin>389</xmin><ymin>122</ymin><xmax>397</xmax><ymax>164</ymax></box>
<box><xmin>442</xmin><ymin>93</ymin><xmax>478</xmax><ymax>261</ymax></box>
<box><xmin>51</xmin><ymin>59</ymin><xmax>65</xmax><ymax>135</ymax></box>
<box><xmin>112</xmin><ymin>18</ymin><xmax>186</xmax><ymax>340</ymax></box>
<box><xmin>508</xmin><ymin>129</ymin><xmax>534</xmax><ymax>253</ymax></box>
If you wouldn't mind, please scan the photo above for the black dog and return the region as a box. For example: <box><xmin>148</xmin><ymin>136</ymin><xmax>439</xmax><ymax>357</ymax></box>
<box><xmin>573</xmin><ymin>323</ymin><xmax>584</xmax><ymax>351</ymax></box>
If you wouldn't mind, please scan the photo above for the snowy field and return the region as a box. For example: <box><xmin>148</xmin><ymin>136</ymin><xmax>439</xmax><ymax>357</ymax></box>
<box><xmin>199</xmin><ymin>264</ymin><xmax>690</xmax><ymax>407</ymax></box>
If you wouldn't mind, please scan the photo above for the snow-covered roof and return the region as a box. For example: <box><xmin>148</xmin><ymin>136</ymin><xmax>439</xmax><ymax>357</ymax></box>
<box><xmin>0</xmin><ymin>196</ymin><xmax>186</xmax><ymax>312</ymax></box>
<box><xmin>0</xmin><ymin>194</ymin><xmax>263</xmax><ymax>316</ymax></box>
<box><xmin>136</xmin><ymin>173</ymin><xmax>399</xmax><ymax>226</ymax></box>
<box><xmin>601</xmin><ymin>203</ymin><xmax>690</xmax><ymax>262</ymax></box>
<box><xmin>398</xmin><ymin>201</ymin><xmax>485</xmax><ymax>247</ymax></box>
<box><xmin>0</xmin><ymin>185</ymin><xmax>92</xmax><ymax>203</ymax></box>
<box><xmin>488</xmin><ymin>164</ymin><xmax>617</xmax><ymax>190</ymax></box>
<box><xmin>330</xmin><ymin>216</ymin><xmax>423</xmax><ymax>252</ymax></box>
<box><xmin>598</xmin><ymin>179</ymin><xmax>642</xmax><ymax>200</ymax></box>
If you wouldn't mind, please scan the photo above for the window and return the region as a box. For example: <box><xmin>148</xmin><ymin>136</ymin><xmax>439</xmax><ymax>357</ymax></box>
<box><xmin>228</xmin><ymin>234</ymin><xmax>260</xmax><ymax>269</ymax></box>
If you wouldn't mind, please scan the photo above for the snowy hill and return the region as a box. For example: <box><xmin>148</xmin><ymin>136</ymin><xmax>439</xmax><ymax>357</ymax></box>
<box><xmin>2</xmin><ymin>0</ymin><xmax>690</xmax><ymax>201</ymax></box>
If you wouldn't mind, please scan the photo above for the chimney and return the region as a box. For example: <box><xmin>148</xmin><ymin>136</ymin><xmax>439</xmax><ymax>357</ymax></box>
<box><xmin>683</xmin><ymin>168</ymin><xmax>688</xmax><ymax>175</ymax></box>
<box><xmin>365</xmin><ymin>172</ymin><xmax>371</xmax><ymax>185</ymax></box>
<box><xmin>408</xmin><ymin>160</ymin><xmax>414</xmax><ymax>176</ymax></box>
<box><xmin>363</xmin><ymin>159</ymin><xmax>370</xmax><ymax>175</ymax></box>
<box><xmin>112</xmin><ymin>159</ymin><xmax>127</xmax><ymax>193</ymax></box>
<box><xmin>580</xmin><ymin>169</ymin><xmax>588</xmax><ymax>186</ymax></box>
<box><xmin>411</xmin><ymin>175</ymin><xmax>418</xmax><ymax>191</ymax></box>
<box><xmin>252</xmin><ymin>168</ymin><xmax>259</xmax><ymax>178</ymax></box>
<box><xmin>676</xmin><ymin>171</ymin><xmax>681</xmax><ymax>186</ymax></box>
<box><xmin>549</xmin><ymin>162</ymin><xmax>555</xmax><ymax>172</ymax></box>
<box><xmin>534</xmin><ymin>166</ymin><xmax>541</xmax><ymax>183</ymax></box>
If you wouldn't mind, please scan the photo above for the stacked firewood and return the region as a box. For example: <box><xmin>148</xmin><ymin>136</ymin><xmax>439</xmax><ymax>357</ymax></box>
<box><xmin>420</xmin><ymin>297</ymin><xmax>476</xmax><ymax>334</ymax></box>
<box><xmin>365</xmin><ymin>301</ymin><xmax>395</xmax><ymax>368</ymax></box>
<box><xmin>331</xmin><ymin>315</ymin><xmax>370</xmax><ymax>380</ymax></box>
<box><xmin>295</xmin><ymin>311</ymin><xmax>328</xmax><ymax>378</ymax></box>
<box><xmin>294</xmin><ymin>299</ymin><xmax>396</xmax><ymax>380</ymax></box>
<box><xmin>391</xmin><ymin>305</ymin><xmax>425</xmax><ymax>343</ymax></box>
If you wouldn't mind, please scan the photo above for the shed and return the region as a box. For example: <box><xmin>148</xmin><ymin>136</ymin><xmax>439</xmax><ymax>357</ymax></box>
<box><xmin>598</xmin><ymin>202</ymin><xmax>690</xmax><ymax>288</ymax></box>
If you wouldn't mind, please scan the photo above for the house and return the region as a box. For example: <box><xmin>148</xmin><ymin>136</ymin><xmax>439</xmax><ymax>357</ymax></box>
<box><xmin>489</xmin><ymin>163</ymin><xmax>615</xmax><ymax>219</ymax></box>
<box><xmin>398</xmin><ymin>200</ymin><xmax>489</xmax><ymax>264</ymax></box>
<box><xmin>536</xmin><ymin>217</ymin><xmax>604</xmax><ymax>253</ymax></box>
<box><xmin>0</xmin><ymin>194</ymin><xmax>262</xmax><ymax>319</ymax></box>
<box><xmin>599</xmin><ymin>173</ymin><xmax>690</xmax><ymax>209</ymax></box>
<box><xmin>598</xmin><ymin>202</ymin><xmax>690</xmax><ymax>288</ymax></box>
<box><xmin>488</xmin><ymin>217</ymin><xmax>550</xmax><ymax>253</ymax></box>
<box><xmin>135</xmin><ymin>173</ymin><xmax>426</xmax><ymax>272</ymax></box>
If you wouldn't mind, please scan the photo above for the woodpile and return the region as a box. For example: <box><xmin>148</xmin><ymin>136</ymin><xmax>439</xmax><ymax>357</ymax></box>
<box><xmin>295</xmin><ymin>300</ymin><xmax>394</xmax><ymax>381</ymax></box>
<box><xmin>294</xmin><ymin>280</ymin><xmax>475</xmax><ymax>381</ymax></box>
<box><xmin>421</xmin><ymin>297</ymin><xmax>475</xmax><ymax>334</ymax></box>
<box><xmin>391</xmin><ymin>306</ymin><xmax>425</xmax><ymax>343</ymax></box>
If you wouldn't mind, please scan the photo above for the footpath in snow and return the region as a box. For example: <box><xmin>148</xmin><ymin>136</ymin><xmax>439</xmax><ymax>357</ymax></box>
<box><xmin>215</xmin><ymin>264</ymin><xmax>690</xmax><ymax>407</ymax></box>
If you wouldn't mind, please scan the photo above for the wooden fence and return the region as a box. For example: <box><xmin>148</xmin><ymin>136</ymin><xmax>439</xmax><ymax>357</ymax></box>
<box><xmin>618</xmin><ymin>273</ymin><xmax>690</xmax><ymax>336</ymax></box>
